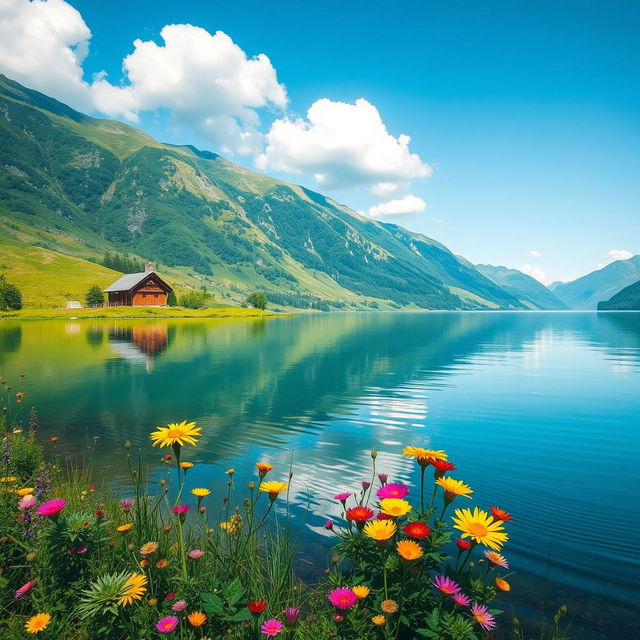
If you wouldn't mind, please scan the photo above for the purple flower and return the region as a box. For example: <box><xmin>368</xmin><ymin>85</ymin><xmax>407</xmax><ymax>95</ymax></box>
<box><xmin>452</xmin><ymin>592</ymin><xmax>470</xmax><ymax>606</ymax></box>
<box><xmin>361</xmin><ymin>481</ymin><xmax>371</xmax><ymax>490</ymax></box>
<box><xmin>283</xmin><ymin>607</ymin><xmax>300</xmax><ymax>625</ymax></box>
<box><xmin>378</xmin><ymin>473</ymin><xmax>388</xmax><ymax>485</ymax></box>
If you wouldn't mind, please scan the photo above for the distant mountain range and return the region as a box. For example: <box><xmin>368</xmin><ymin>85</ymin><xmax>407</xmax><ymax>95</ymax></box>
<box><xmin>0</xmin><ymin>74</ymin><xmax>529</xmax><ymax>311</ymax></box>
<box><xmin>551</xmin><ymin>255</ymin><xmax>640</xmax><ymax>310</ymax></box>
<box><xmin>597</xmin><ymin>279</ymin><xmax>640</xmax><ymax>310</ymax></box>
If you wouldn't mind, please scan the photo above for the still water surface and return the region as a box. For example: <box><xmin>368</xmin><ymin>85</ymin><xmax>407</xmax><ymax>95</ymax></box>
<box><xmin>1</xmin><ymin>312</ymin><xmax>638</xmax><ymax>638</ymax></box>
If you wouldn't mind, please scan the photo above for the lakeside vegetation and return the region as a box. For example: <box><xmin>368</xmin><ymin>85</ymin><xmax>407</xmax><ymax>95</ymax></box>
<box><xmin>0</xmin><ymin>380</ymin><xmax>572</xmax><ymax>639</ymax></box>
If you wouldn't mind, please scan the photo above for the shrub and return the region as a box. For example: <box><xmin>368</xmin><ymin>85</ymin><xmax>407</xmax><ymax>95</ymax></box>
<box><xmin>166</xmin><ymin>290</ymin><xmax>178</xmax><ymax>307</ymax></box>
<box><xmin>246</xmin><ymin>291</ymin><xmax>268</xmax><ymax>310</ymax></box>
<box><xmin>0</xmin><ymin>275</ymin><xmax>22</xmax><ymax>311</ymax></box>
<box><xmin>178</xmin><ymin>290</ymin><xmax>209</xmax><ymax>309</ymax></box>
<box><xmin>85</xmin><ymin>284</ymin><xmax>105</xmax><ymax>308</ymax></box>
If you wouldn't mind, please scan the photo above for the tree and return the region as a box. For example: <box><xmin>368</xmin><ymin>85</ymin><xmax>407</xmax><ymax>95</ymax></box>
<box><xmin>85</xmin><ymin>284</ymin><xmax>105</xmax><ymax>308</ymax></box>
<box><xmin>178</xmin><ymin>290</ymin><xmax>209</xmax><ymax>309</ymax></box>
<box><xmin>247</xmin><ymin>291</ymin><xmax>268</xmax><ymax>310</ymax></box>
<box><xmin>0</xmin><ymin>276</ymin><xmax>22</xmax><ymax>311</ymax></box>
<box><xmin>166</xmin><ymin>290</ymin><xmax>178</xmax><ymax>306</ymax></box>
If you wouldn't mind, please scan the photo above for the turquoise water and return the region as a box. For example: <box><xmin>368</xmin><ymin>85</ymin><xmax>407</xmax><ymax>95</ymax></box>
<box><xmin>1</xmin><ymin>312</ymin><xmax>638</xmax><ymax>638</ymax></box>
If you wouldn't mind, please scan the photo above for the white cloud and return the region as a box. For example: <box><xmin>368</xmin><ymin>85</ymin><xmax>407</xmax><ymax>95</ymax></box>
<box><xmin>603</xmin><ymin>249</ymin><xmax>633</xmax><ymax>263</ymax></box>
<box><xmin>0</xmin><ymin>0</ymin><xmax>93</xmax><ymax>110</ymax></box>
<box><xmin>256</xmin><ymin>98</ymin><xmax>431</xmax><ymax>210</ymax></box>
<box><xmin>521</xmin><ymin>263</ymin><xmax>551</xmax><ymax>285</ymax></box>
<box><xmin>529</xmin><ymin>250</ymin><xmax>543</xmax><ymax>258</ymax></box>
<box><xmin>0</xmin><ymin>1</ymin><xmax>287</xmax><ymax>155</ymax></box>
<box><xmin>368</xmin><ymin>195</ymin><xmax>427</xmax><ymax>218</ymax></box>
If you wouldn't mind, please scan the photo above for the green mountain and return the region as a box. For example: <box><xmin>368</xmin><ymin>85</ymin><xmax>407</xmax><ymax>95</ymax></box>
<box><xmin>475</xmin><ymin>264</ymin><xmax>568</xmax><ymax>310</ymax></box>
<box><xmin>597</xmin><ymin>279</ymin><xmax>640</xmax><ymax>310</ymax></box>
<box><xmin>0</xmin><ymin>74</ymin><xmax>525</xmax><ymax>311</ymax></box>
<box><xmin>552</xmin><ymin>256</ymin><xmax>640</xmax><ymax>310</ymax></box>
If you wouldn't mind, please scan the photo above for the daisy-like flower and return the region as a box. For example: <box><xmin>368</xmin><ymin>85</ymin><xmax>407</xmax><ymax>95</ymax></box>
<box><xmin>436</xmin><ymin>477</ymin><xmax>473</xmax><ymax>503</ymax></box>
<box><xmin>402</xmin><ymin>521</ymin><xmax>431</xmax><ymax>539</ymax></box>
<box><xmin>334</xmin><ymin>492</ymin><xmax>351</xmax><ymax>503</ymax></box>
<box><xmin>484</xmin><ymin>550</ymin><xmax>509</xmax><ymax>568</ymax></box>
<box><xmin>25</xmin><ymin>613</ymin><xmax>50</xmax><ymax>634</ymax></box>
<box><xmin>261</xmin><ymin>619</ymin><xmax>284</xmax><ymax>637</ymax></box>
<box><xmin>491</xmin><ymin>506</ymin><xmax>513</xmax><ymax>522</ymax></box>
<box><xmin>18</xmin><ymin>495</ymin><xmax>36</xmax><ymax>511</ymax></box>
<box><xmin>352</xmin><ymin>585</ymin><xmax>370</xmax><ymax>599</ymax></box>
<box><xmin>328</xmin><ymin>587</ymin><xmax>358</xmax><ymax>609</ymax></box>
<box><xmin>284</xmin><ymin>607</ymin><xmax>300</xmax><ymax>625</ymax></box>
<box><xmin>396</xmin><ymin>539</ymin><xmax>424</xmax><ymax>561</ymax></box>
<box><xmin>432</xmin><ymin>575</ymin><xmax>461</xmax><ymax>595</ymax></box>
<box><xmin>150</xmin><ymin>421</ymin><xmax>201</xmax><ymax>448</ymax></box>
<box><xmin>452</xmin><ymin>507</ymin><xmax>508</xmax><ymax>551</ymax></box>
<box><xmin>380</xmin><ymin>599</ymin><xmax>398</xmax><ymax>614</ymax></box>
<box><xmin>14</xmin><ymin>580</ymin><xmax>36</xmax><ymax>599</ymax></box>
<box><xmin>470</xmin><ymin>603</ymin><xmax>496</xmax><ymax>630</ymax></box>
<box><xmin>117</xmin><ymin>573</ymin><xmax>147</xmax><ymax>606</ymax></box>
<box><xmin>116</xmin><ymin>523</ymin><xmax>133</xmax><ymax>533</ymax></box>
<box><xmin>259</xmin><ymin>481</ymin><xmax>288</xmax><ymax>500</ymax></box>
<box><xmin>179</xmin><ymin>461</ymin><xmax>194</xmax><ymax>470</ymax></box>
<box><xmin>191</xmin><ymin>488</ymin><xmax>210</xmax><ymax>498</ymax></box>
<box><xmin>155</xmin><ymin>559</ymin><xmax>168</xmax><ymax>569</ymax></box>
<box><xmin>172</xmin><ymin>505</ymin><xmax>189</xmax><ymax>515</ymax></box>
<box><xmin>430</xmin><ymin>458</ymin><xmax>456</xmax><ymax>474</ymax></box>
<box><xmin>345</xmin><ymin>506</ymin><xmax>374</xmax><ymax>526</ymax></box>
<box><xmin>452</xmin><ymin>592</ymin><xmax>471</xmax><ymax>607</ymax></box>
<box><xmin>140</xmin><ymin>542</ymin><xmax>159</xmax><ymax>556</ymax></box>
<box><xmin>379</xmin><ymin>498</ymin><xmax>412</xmax><ymax>517</ymax></box>
<box><xmin>36</xmin><ymin>498</ymin><xmax>66</xmax><ymax>518</ymax></box>
<box><xmin>256</xmin><ymin>462</ymin><xmax>273</xmax><ymax>478</ymax></box>
<box><xmin>187</xmin><ymin>612</ymin><xmax>207</xmax><ymax>627</ymax></box>
<box><xmin>247</xmin><ymin>600</ymin><xmax>268</xmax><ymax>614</ymax></box>
<box><xmin>495</xmin><ymin>577</ymin><xmax>511</xmax><ymax>591</ymax></box>
<box><xmin>171</xmin><ymin>600</ymin><xmax>187</xmax><ymax>612</ymax></box>
<box><xmin>376</xmin><ymin>483</ymin><xmax>409</xmax><ymax>500</ymax></box>
<box><xmin>402</xmin><ymin>446</ymin><xmax>447</xmax><ymax>467</ymax></box>
<box><xmin>188</xmin><ymin>549</ymin><xmax>204</xmax><ymax>559</ymax></box>
<box><xmin>372</xmin><ymin>615</ymin><xmax>386</xmax><ymax>626</ymax></box>
<box><xmin>363</xmin><ymin>519</ymin><xmax>397</xmax><ymax>541</ymax></box>
<box><xmin>156</xmin><ymin>616</ymin><xmax>179</xmax><ymax>633</ymax></box>
<box><xmin>16</xmin><ymin>487</ymin><xmax>34</xmax><ymax>496</ymax></box>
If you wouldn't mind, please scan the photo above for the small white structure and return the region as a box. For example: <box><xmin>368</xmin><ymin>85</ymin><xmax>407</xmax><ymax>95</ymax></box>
<box><xmin>65</xmin><ymin>301</ymin><xmax>82</xmax><ymax>309</ymax></box>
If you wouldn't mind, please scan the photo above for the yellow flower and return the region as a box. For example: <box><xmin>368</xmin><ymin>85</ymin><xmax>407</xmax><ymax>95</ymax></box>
<box><xmin>140</xmin><ymin>541</ymin><xmax>159</xmax><ymax>555</ymax></box>
<box><xmin>150</xmin><ymin>420</ymin><xmax>201</xmax><ymax>448</ymax></box>
<box><xmin>396</xmin><ymin>539</ymin><xmax>424</xmax><ymax>561</ymax></box>
<box><xmin>363</xmin><ymin>519</ymin><xmax>397</xmax><ymax>541</ymax></box>
<box><xmin>17</xmin><ymin>487</ymin><xmax>35</xmax><ymax>496</ymax></box>
<box><xmin>25</xmin><ymin>613</ymin><xmax>51</xmax><ymax>634</ymax></box>
<box><xmin>191</xmin><ymin>488</ymin><xmax>211</xmax><ymax>498</ymax></box>
<box><xmin>0</xmin><ymin>476</ymin><xmax>17</xmax><ymax>483</ymax></box>
<box><xmin>352</xmin><ymin>585</ymin><xmax>370</xmax><ymax>599</ymax></box>
<box><xmin>381</xmin><ymin>599</ymin><xmax>398</xmax><ymax>614</ymax></box>
<box><xmin>117</xmin><ymin>523</ymin><xmax>133</xmax><ymax>532</ymax></box>
<box><xmin>147</xmin><ymin>597</ymin><xmax>158</xmax><ymax>606</ymax></box>
<box><xmin>226</xmin><ymin>468</ymin><xmax>235</xmax><ymax>475</ymax></box>
<box><xmin>259</xmin><ymin>481</ymin><xmax>288</xmax><ymax>500</ymax></box>
<box><xmin>187</xmin><ymin>612</ymin><xmax>207</xmax><ymax>627</ymax></box>
<box><xmin>256</xmin><ymin>462</ymin><xmax>273</xmax><ymax>478</ymax></box>
<box><xmin>402</xmin><ymin>446</ymin><xmax>447</xmax><ymax>466</ymax></box>
<box><xmin>117</xmin><ymin>572</ymin><xmax>148</xmax><ymax>606</ymax></box>
<box><xmin>379</xmin><ymin>498</ymin><xmax>412</xmax><ymax>517</ymax></box>
<box><xmin>180</xmin><ymin>461</ymin><xmax>194</xmax><ymax>469</ymax></box>
<box><xmin>435</xmin><ymin>477</ymin><xmax>473</xmax><ymax>501</ymax></box>
<box><xmin>495</xmin><ymin>577</ymin><xmax>511</xmax><ymax>592</ymax></box>
<box><xmin>372</xmin><ymin>615</ymin><xmax>386</xmax><ymax>626</ymax></box>
<box><xmin>451</xmin><ymin>507</ymin><xmax>508</xmax><ymax>551</ymax></box>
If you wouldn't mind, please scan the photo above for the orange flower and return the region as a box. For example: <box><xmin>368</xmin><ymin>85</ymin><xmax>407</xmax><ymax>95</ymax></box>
<box><xmin>155</xmin><ymin>559</ymin><xmax>168</xmax><ymax>569</ymax></box>
<box><xmin>256</xmin><ymin>462</ymin><xmax>273</xmax><ymax>478</ymax></box>
<box><xmin>396</xmin><ymin>540</ymin><xmax>424</xmax><ymax>561</ymax></box>
<box><xmin>116</xmin><ymin>523</ymin><xmax>133</xmax><ymax>533</ymax></box>
<box><xmin>495</xmin><ymin>577</ymin><xmax>511</xmax><ymax>591</ymax></box>
<box><xmin>187</xmin><ymin>612</ymin><xmax>207</xmax><ymax>627</ymax></box>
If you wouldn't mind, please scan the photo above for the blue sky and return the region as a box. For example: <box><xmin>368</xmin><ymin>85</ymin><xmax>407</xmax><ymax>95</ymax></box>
<box><xmin>1</xmin><ymin>0</ymin><xmax>638</xmax><ymax>282</ymax></box>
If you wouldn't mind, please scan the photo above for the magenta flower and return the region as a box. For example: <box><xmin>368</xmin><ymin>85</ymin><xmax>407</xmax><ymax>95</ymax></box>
<box><xmin>334</xmin><ymin>492</ymin><xmax>351</xmax><ymax>502</ymax></box>
<box><xmin>18</xmin><ymin>495</ymin><xmax>36</xmax><ymax>511</ymax></box>
<box><xmin>120</xmin><ymin>499</ymin><xmax>134</xmax><ymax>510</ymax></box>
<box><xmin>157</xmin><ymin>616</ymin><xmax>179</xmax><ymax>633</ymax></box>
<box><xmin>376</xmin><ymin>483</ymin><xmax>409</xmax><ymax>500</ymax></box>
<box><xmin>432</xmin><ymin>574</ymin><xmax>461</xmax><ymax>595</ymax></box>
<box><xmin>188</xmin><ymin>549</ymin><xmax>204</xmax><ymax>559</ymax></box>
<box><xmin>378</xmin><ymin>473</ymin><xmax>388</xmax><ymax>484</ymax></box>
<box><xmin>171</xmin><ymin>600</ymin><xmax>187</xmax><ymax>612</ymax></box>
<box><xmin>14</xmin><ymin>580</ymin><xmax>36</xmax><ymax>599</ymax></box>
<box><xmin>323</xmin><ymin>520</ymin><xmax>333</xmax><ymax>530</ymax></box>
<box><xmin>470</xmin><ymin>603</ymin><xmax>496</xmax><ymax>630</ymax></box>
<box><xmin>36</xmin><ymin>498</ymin><xmax>66</xmax><ymax>517</ymax></box>
<box><xmin>283</xmin><ymin>607</ymin><xmax>300</xmax><ymax>625</ymax></box>
<box><xmin>261</xmin><ymin>619</ymin><xmax>284</xmax><ymax>637</ymax></box>
<box><xmin>361</xmin><ymin>481</ymin><xmax>371</xmax><ymax>490</ymax></box>
<box><xmin>328</xmin><ymin>587</ymin><xmax>357</xmax><ymax>609</ymax></box>
<box><xmin>172</xmin><ymin>505</ymin><xmax>189</xmax><ymax>514</ymax></box>
<box><xmin>452</xmin><ymin>592</ymin><xmax>471</xmax><ymax>607</ymax></box>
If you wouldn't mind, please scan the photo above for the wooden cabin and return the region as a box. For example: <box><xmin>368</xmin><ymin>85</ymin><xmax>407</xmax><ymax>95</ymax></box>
<box><xmin>104</xmin><ymin>264</ymin><xmax>173</xmax><ymax>307</ymax></box>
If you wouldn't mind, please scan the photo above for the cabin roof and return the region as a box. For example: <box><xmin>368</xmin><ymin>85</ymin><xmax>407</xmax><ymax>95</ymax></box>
<box><xmin>104</xmin><ymin>271</ymin><xmax>172</xmax><ymax>293</ymax></box>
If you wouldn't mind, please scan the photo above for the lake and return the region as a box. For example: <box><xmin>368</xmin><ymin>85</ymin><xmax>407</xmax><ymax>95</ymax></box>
<box><xmin>1</xmin><ymin>312</ymin><xmax>638</xmax><ymax>638</ymax></box>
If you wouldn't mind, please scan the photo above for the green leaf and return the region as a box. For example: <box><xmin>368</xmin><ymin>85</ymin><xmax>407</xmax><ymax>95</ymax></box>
<box><xmin>224</xmin><ymin>576</ymin><xmax>246</xmax><ymax>606</ymax></box>
<box><xmin>226</xmin><ymin>608</ymin><xmax>253</xmax><ymax>622</ymax></box>
<box><xmin>201</xmin><ymin>593</ymin><xmax>225</xmax><ymax>615</ymax></box>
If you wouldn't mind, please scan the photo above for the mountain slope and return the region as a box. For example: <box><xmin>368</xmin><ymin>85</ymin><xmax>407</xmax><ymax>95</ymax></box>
<box><xmin>597</xmin><ymin>279</ymin><xmax>640</xmax><ymax>310</ymax></box>
<box><xmin>552</xmin><ymin>256</ymin><xmax>640</xmax><ymax>310</ymax></box>
<box><xmin>0</xmin><ymin>74</ymin><xmax>524</xmax><ymax>310</ymax></box>
<box><xmin>475</xmin><ymin>264</ymin><xmax>568</xmax><ymax>310</ymax></box>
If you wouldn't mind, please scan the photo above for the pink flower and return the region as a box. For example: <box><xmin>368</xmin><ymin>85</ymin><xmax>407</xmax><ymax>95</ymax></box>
<box><xmin>378</xmin><ymin>473</ymin><xmax>388</xmax><ymax>484</ymax></box>
<box><xmin>452</xmin><ymin>592</ymin><xmax>470</xmax><ymax>607</ymax></box>
<box><xmin>188</xmin><ymin>549</ymin><xmax>204</xmax><ymax>559</ymax></box>
<box><xmin>361</xmin><ymin>481</ymin><xmax>371</xmax><ymax>490</ymax></box>
<box><xmin>323</xmin><ymin>520</ymin><xmax>333</xmax><ymax>530</ymax></box>
<box><xmin>376</xmin><ymin>483</ymin><xmax>409</xmax><ymax>500</ymax></box>
<box><xmin>172</xmin><ymin>505</ymin><xmax>189</xmax><ymax>514</ymax></box>
<box><xmin>157</xmin><ymin>616</ymin><xmax>179</xmax><ymax>633</ymax></box>
<box><xmin>432</xmin><ymin>575</ymin><xmax>461</xmax><ymax>595</ymax></box>
<box><xmin>171</xmin><ymin>600</ymin><xmax>187</xmax><ymax>612</ymax></box>
<box><xmin>120</xmin><ymin>499</ymin><xmax>134</xmax><ymax>510</ymax></box>
<box><xmin>165</xmin><ymin>592</ymin><xmax>176</xmax><ymax>601</ymax></box>
<box><xmin>328</xmin><ymin>587</ymin><xmax>357</xmax><ymax>609</ymax></box>
<box><xmin>36</xmin><ymin>498</ymin><xmax>66</xmax><ymax>517</ymax></box>
<box><xmin>283</xmin><ymin>607</ymin><xmax>300</xmax><ymax>625</ymax></box>
<box><xmin>18</xmin><ymin>495</ymin><xmax>36</xmax><ymax>510</ymax></box>
<box><xmin>261</xmin><ymin>619</ymin><xmax>284</xmax><ymax>636</ymax></box>
<box><xmin>334</xmin><ymin>492</ymin><xmax>351</xmax><ymax>502</ymax></box>
<box><xmin>470</xmin><ymin>603</ymin><xmax>496</xmax><ymax>630</ymax></box>
<box><xmin>14</xmin><ymin>580</ymin><xmax>36</xmax><ymax>599</ymax></box>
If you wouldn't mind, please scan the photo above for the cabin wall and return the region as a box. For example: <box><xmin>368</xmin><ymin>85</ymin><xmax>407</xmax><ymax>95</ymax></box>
<box><xmin>132</xmin><ymin>291</ymin><xmax>167</xmax><ymax>306</ymax></box>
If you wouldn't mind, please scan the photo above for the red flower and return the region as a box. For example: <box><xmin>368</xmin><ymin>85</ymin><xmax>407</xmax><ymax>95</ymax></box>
<box><xmin>455</xmin><ymin>539</ymin><xmax>472</xmax><ymax>550</ymax></box>
<box><xmin>333</xmin><ymin>614</ymin><xmax>343</xmax><ymax>623</ymax></box>
<box><xmin>490</xmin><ymin>506</ymin><xmax>512</xmax><ymax>522</ymax></box>
<box><xmin>402</xmin><ymin>522</ymin><xmax>431</xmax><ymax>539</ymax></box>
<box><xmin>345</xmin><ymin>507</ymin><xmax>374</xmax><ymax>522</ymax></box>
<box><xmin>247</xmin><ymin>600</ymin><xmax>268</xmax><ymax>614</ymax></box>
<box><xmin>430</xmin><ymin>458</ymin><xmax>456</xmax><ymax>472</ymax></box>
<box><xmin>376</xmin><ymin>512</ymin><xmax>392</xmax><ymax>520</ymax></box>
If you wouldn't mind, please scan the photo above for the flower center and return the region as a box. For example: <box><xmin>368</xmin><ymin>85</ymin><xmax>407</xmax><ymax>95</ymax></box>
<box><xmin>467</xmin><ymin>522</ymin><xmax>488</xmax><ymax>537</ymax></box>
<box><xmin>167</xmin><ymin>429</ymin><xmax>183</xmax><ymax>438</ymax></box>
